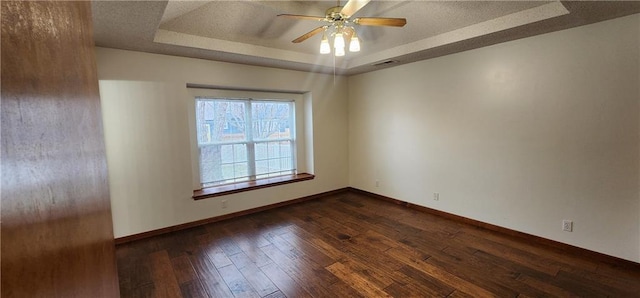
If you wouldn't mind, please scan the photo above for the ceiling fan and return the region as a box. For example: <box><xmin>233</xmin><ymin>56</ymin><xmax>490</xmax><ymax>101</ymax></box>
<box><xmin>278</xmin><ymin>0</ymin><xmax>407</xmax><ymax>56</ymax></box>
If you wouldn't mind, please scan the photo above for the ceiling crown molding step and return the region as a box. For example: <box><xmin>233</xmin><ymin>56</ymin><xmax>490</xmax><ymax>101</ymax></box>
<box><xmin>92</xmin><ymin>1</ymin><xmax>640</xmax><ymax>75</ymax></box>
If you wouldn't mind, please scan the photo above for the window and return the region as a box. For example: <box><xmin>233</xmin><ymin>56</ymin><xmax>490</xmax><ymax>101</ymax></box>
<box><xmin>195</xmin><ymin>98</ymin><xmax>296</xmax><ymax>187</ymax></box>
<box><xmin>188</xmin><ymin>88</ymin><xmax>313</xmax><ymax>198</ymax></box>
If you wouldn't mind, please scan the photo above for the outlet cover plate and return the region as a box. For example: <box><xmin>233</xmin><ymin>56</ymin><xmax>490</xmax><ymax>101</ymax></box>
<box><xmin>562</xmin><ymin>220</ymin><xmax>573</xmax><ymax>232</ymax></box>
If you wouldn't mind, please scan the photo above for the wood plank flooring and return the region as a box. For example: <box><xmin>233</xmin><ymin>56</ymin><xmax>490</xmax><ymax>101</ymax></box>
<box><xmin>116</xmin><ymin>191</ymin><xmax>640</xmax><ymax>297</ymax></box>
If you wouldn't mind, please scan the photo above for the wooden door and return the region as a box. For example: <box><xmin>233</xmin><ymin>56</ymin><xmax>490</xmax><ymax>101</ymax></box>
<box><xmin>1</xmin><ymin>1</ymin><xmax>120</xmax><ymax>296</ymax></box>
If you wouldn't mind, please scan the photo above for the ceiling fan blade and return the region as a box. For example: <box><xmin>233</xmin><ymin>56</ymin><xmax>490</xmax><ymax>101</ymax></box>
<box><xmin>292</xmin><ymin>26</ymin><xmax>325</xmax><ymax>43</ymax></box>
<box><xmin>355</xmin><ymin>17</ymin><xmax>407</xmax><ymax>27</ymax></box>
<box><xmin>277</xmin><ymin>14</ymin><xmax>325</xmax><ymax>22</ymax></box>
<box><xmin>340</xmin><ymin>0</ymin><xmax>371</xmax><ymax>17</ymax></box>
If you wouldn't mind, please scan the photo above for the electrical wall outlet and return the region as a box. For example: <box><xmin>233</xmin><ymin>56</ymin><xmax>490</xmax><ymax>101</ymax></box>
<box><xmin>562</xmin><ymin>220</ymin><xmax>573</xmax><ymax>232</ymax></box>
<box><xmin>375</xmin><ymin>180</ymin><xmax>380</xmax><ymax>187</ymax></box>
<box><xmin>433</xmin><ymin>192</ymin><xmax>440</xmax><ymax>201</ymax></box>
<box><xmin>221</xmin><ymin>199</ymin><xmax>228</xmax><ymax>209</ymax></box>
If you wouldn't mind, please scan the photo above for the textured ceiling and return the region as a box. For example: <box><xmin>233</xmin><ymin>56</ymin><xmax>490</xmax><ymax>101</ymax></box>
<box><xmin>92</xmin><ymin>1</ymin><xmax>640</xmax><ymax>75</ymax></box>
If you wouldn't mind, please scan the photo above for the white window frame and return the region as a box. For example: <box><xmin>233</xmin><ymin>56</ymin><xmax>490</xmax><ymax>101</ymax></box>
<box><xmin>187</xmin><ymin>88</ymin><xmax>305</xmax><ymax>190</ymax></box>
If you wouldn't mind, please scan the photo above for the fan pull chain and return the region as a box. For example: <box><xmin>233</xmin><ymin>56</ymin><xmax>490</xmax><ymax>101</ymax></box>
<box><xmin>333</xmin><ymin>51</ymin><xmax>336</xmax><ymax>85</ymax></box>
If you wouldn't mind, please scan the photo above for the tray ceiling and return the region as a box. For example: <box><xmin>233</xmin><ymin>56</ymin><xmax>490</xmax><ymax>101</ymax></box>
<box><xmin>92</xmin><ymin>1</ymin><xmax>640</xmax><ymax>75</ymax></box>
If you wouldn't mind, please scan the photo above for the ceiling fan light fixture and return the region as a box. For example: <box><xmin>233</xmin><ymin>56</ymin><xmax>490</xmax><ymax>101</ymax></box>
<box><xmin>281</xmin><ymin>0</ymin><xmax>406</xmax><ymax>57</ymax></box>
<box><xmin>320</xmin><ymin>32</ymin><xmax>331</xmax><ymax>54</ymax></box>
<box><xmin>349</xmin><ymin>31</ymin><xmax>360</xmax><ymax>52</ymax></box>
<box><xmin>334</xmin><ymin>32</ymin><xmax>345</xmax><ymax>50</ymax></box>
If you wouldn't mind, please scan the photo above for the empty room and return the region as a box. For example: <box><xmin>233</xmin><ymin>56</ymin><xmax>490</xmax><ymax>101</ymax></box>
<box><xmin>2</xmin><ymin>0</ymin><xmax>640</xmax><ymax>297</ymax></box>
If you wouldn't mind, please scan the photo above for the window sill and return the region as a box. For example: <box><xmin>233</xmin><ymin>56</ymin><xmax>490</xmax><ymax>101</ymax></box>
<box><xmin>192</xmin><ymin>173</ymin><xmax>315</xmax><ymax>200</ymax></box>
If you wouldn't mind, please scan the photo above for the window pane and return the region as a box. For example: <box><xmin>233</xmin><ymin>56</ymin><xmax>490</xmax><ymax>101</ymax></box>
<box><xmin>234</xmin><ymin>144</ymin><xmax>247</xmax><ymax>162</ymax></box>
<box><xmin>221</xmin><ymin>144</ymin><xmax>233</xmax><ymax>162</ymax></box>
<box><xmin>234</xmin><ymin>162</ymin><xmax>248</xmax><ymax>178</ymax></box>
<box><xmin>196</xmin><ymin>100</ymin><xmax>246</xmax><ymax>144</ymax></box>
<box><xmin>256</xmin><ymin>160</ymin><xmax>269</xmax><ymax>175</ymax></box>
<box><xmin>280</xmin><ymin>158</ymin><xmax>292</xmax><ymax>170</ymax></box>
<box><xmin>255</xmin><ymin>143</ymin><xmax>268</xmax><ymax>160</ymax></box>
<box><xmin>221</xmin><ymin>164</ymin><xmax>235</xmax><ymax>180</ymax></box>
<box><xmin>200</xmin><ymin>145</ymin><xmax>222</xmax><ymax>184</ymax></box>
<box><xmin>269</xmin><ymin>159</ymin><xmax>280</xmax><ymax>172</ymax></box>
<box><xmin>279</xmin><ymin>141</ymin><xmax>291</xmax><ymax>157</ymax></box>
<box><xmin>268</xmin><ymin>142</ymin><xmax>279</xmax><ymax>158</ymax></box>
<box><xmin>252</xmin><ymin>101</ymin><xmax>292</xmax><ymax>140</ymax></box>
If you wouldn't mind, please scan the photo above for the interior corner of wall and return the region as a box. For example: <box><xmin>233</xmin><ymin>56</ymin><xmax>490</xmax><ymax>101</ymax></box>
<box><xmin>304</xmin><ymin>92</ymin><xmax>315</xmax><ymax>174</ymax></box>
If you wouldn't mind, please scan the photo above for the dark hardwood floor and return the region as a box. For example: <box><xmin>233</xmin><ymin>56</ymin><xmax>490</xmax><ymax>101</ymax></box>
<box><xmin>116</xmin><ymin>191</ymin><xmax>640</xmax><ymax>297</ymax></box>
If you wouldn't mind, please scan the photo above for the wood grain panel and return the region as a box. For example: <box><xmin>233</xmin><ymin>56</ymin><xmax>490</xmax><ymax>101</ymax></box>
<box><xmin>258</xmin><ymin>262</ymin><xmax>312</xmax><ymax>298</ymax></box>
<box><xmin>227</xmin><ymin>252</ymin><xmax>279</xmax><ymax>297</ymax></box>
<box><xmin>179</xmin><ymin>280</ymin><xmax>208</xmax><ymax>298</ymax></box>
<box><xmin>189</xmin><ymin>249</ymin><xmax>234</xmax><ymax>297</ymax></box>
<box><xmin>1</xmin><ymin>1</ymin><xmax>119</xmax><ymax>296</ymax></box>
<box><xmin>115</xmin><ymin>191</ymin><xmax>640</xmax><ymax>297</ymax></box>
<box><xmin>350</xmin><ymin>187</ymin><xmax>640</xmax><ymax>269</ymax></box>
<box><xmin>325</xmin><ymin>262</ymin><xmax>391</xmax><ymax>297</ymax></box>
<box><xmin>149</xmin><ymin>251</ymin><xmax>182</xmax><ymax>298</ymax></box>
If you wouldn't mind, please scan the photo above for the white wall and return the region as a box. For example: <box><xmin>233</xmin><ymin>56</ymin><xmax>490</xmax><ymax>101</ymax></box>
<box><xmin>96</xmin><ymin>48</ymin><xmax>349</xmax><ymax>238</ymax></box>
<box><xmin>349</xmin><ymin>14</ymin><xmax>640</xmax><ymax>262</ymax></box>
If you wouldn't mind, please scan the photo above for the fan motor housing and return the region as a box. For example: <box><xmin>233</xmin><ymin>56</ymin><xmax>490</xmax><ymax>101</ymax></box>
<box><xmin>326</xmin><ymin>6</ymin><xmax>345</xmax><ymax>20</ymax></box>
